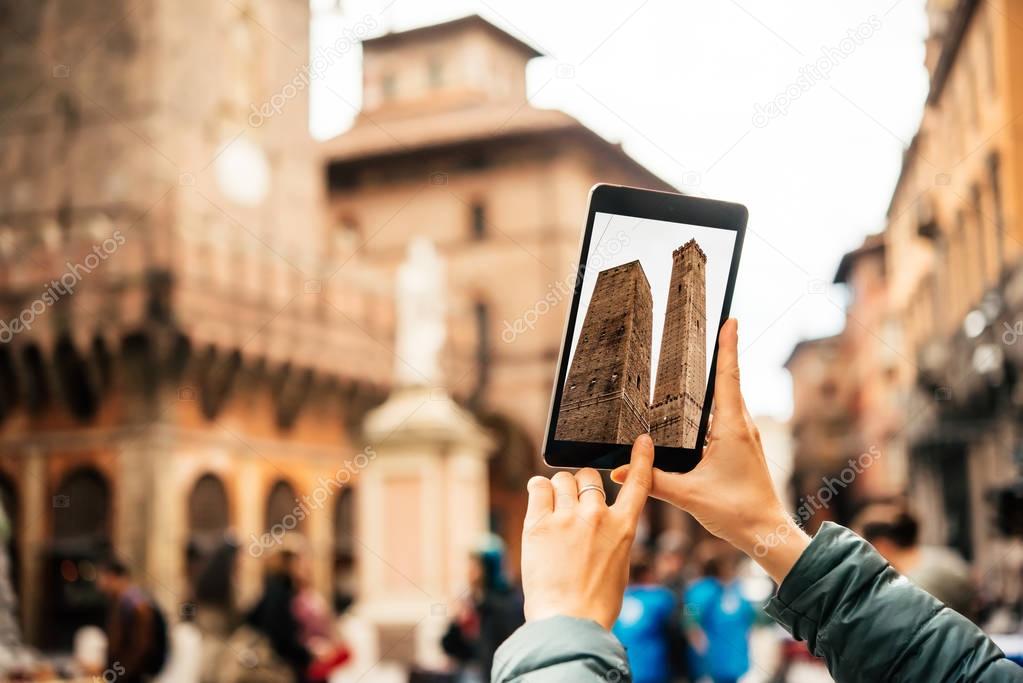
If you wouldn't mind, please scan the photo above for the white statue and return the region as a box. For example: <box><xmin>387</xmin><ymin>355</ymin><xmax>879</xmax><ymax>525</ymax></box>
<box><xmin>395</xmin><ymin>237</ymin><xmax>446</xmax><ymax>387</ymax></box>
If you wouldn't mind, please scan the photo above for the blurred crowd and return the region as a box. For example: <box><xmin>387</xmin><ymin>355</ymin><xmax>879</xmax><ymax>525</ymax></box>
<box><xmin>0</xmin><ymin>498</ymin><xmax>1021</xmax><ymax>683</ymax></box>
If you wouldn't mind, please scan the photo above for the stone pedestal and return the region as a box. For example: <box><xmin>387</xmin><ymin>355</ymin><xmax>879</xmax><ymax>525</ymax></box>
<box><xmin>356</xmin><ymin>386</ymin><xmax>491</xmax><ymax>671</ymax></box>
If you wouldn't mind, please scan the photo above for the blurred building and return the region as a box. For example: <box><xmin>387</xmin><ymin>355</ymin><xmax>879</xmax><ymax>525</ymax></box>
<box><xmin>0</xmin><ymin>5</ymin><xmax>674</xmax><ymax>652</ymax></box>
<box><xmin>783</xmin><ymin>335</ymin><xmax>859</xmax><ymax>529</ymax></box>
<box><xmin>788</xmin><ymin>0</ymin><xmax>1023</xmax><ymax>589</ymax></box>
<box><xmin>321</xmin><ymin>13</ymin><xmax>673</xmax><ymax>561</ymax></box>
<box><xmin>0</xmin><ymin>0</ymin><xmax>397</xmax><ymax>647</ymax></box>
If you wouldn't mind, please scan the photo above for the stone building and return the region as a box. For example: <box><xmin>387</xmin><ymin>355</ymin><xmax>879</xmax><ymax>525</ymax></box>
<box><xmin>556</xmin><ymin>239</ymin><xmax>706</xmax><ymax>448</ymax></box>
<box><xmin>556</xmin><ymin>261</ymin><xmax>653</xmax><ymax>444</ymax></box>
<box><xmin>0</xmin><ymin>0</ymin><xmax>393</xmax><ymax>647</ymax></box>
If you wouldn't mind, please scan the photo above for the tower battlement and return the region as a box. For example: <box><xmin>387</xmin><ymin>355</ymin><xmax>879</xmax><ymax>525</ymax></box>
<box><xmin>673</xmin><ymin>238</ymin><xmax>707</xmax><ymax>262</ymax></box>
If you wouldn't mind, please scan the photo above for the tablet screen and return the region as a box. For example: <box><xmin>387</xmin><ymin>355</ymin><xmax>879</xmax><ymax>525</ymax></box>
<box><xmin>554</xmin><ymin>212</ymin><xmax>738</xmax><ymax>449</ymax></box>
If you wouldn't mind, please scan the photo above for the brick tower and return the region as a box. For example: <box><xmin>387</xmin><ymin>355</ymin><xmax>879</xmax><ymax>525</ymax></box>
<box><xmin>651</xmin><ymin>239</ymin><xmax>707</xmax><ymax>448</ymax></box>
<box><xmin>555</xmin><ymin>261</ymin><xmax>653</xmax><ymax>443</ymax></box>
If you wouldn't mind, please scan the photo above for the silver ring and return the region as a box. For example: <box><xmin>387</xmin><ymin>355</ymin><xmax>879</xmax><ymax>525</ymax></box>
<box><xmin>578</xmin><ymin>484</ymin><xmax>605</xmax><ymax>499</ymax></box>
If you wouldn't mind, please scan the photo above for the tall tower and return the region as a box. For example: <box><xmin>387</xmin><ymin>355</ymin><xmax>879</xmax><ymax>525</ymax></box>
<box><xmin>556</xmin><ymin>261</ymin><xmax>653</xmax><ymax>444</ymax></box>
<box><xmin>651</xmin><ymin>239</ymin><xmax>707</xmax><ymax>448</ymax></box>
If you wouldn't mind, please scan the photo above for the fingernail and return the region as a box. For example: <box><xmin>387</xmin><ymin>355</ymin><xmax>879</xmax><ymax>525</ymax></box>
<box><xmin>638</xmin><ymin>433</ymin><xmax>653</xmax><ymax>448</ymax></box>
<box><xmin>610</xmin><ymin>466</ymin><xmax>628</xmax><ymax>483</ymax></box>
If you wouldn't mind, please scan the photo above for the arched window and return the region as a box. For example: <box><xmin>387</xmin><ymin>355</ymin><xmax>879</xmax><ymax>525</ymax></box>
<box><xmin>333</xmin><ymin>489</ymin><xmax>356</xmax><ymax>609</ymax></box>
<box><xmin>46</xmin><ymin>467</ymin><xmax>111</xmax><ymax>651</ymax></box>
<box><xmin>0</xmin><ymin>473</ymin><xmax>20</xmax><ymax>595</ymax></box>
<box><xmin>187</xmin><ymin>474</ymin><xmax>233</xmax><ymax>608</ymax></box>
<box><xmin>189</xmin><ymin>474</ymin><xmax>230</xmax><ymax>543</ymax></box>
<box><xmin>53</xmin><ymin>467</ymin><xmax>109</xmax><ymax>540</ymax></box>
<box><xmin>265</xmin><ymin>480</ymin><xmax>301</xmax><ymax>533</ymax></box>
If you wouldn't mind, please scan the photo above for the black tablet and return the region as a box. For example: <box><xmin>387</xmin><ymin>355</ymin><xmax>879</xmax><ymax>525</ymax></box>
<box><xmin>542</xmin><ymin>184</ymin><xmax>747</xmax><ymax>472</ymax></box>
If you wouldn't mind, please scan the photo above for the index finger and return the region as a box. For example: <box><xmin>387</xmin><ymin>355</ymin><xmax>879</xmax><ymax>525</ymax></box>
<box><xmin>612</xmin><ymin>433</ymin><xmax>654</xmax><ymax>521</ymax></box>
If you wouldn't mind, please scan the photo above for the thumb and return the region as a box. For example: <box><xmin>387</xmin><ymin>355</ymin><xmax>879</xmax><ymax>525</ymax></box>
<box><xmin>611</xmin><ymin>465</ymin><xmax>696</xmax><ymax>510</ymax></box>
<box><xmin>612</xmin><ymin>434</ymin><xmax>654</xmax><ymax>521</ymax></box>
<box><xmin>713</xmin><ymin>318</ymin><xmax>744</xmax><ymax>420</ymax></box>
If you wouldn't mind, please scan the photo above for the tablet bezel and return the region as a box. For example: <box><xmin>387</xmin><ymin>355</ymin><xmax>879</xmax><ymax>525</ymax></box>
<box><xmin>541</xmin><ymin>183</ymin><xmax>748</xmax><ymax>472</ymax></box>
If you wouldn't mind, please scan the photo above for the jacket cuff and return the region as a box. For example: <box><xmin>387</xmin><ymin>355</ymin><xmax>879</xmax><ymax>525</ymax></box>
<box><xmin>491</xmin><ymin>616</ymin><xmax>629</xmax><ymax>682</ymax></box>
<box><xmin>764</xmin><ymin>521</ymin><xmax>888</xmax><ymax>642</ymax></box>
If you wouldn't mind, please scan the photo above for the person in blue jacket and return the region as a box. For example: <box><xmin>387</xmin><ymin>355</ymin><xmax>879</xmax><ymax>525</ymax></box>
<box><xmin>493</xmin><ymin>319</ymin><xmax>1021</xmax><ymax>682</ymax></box>
<box><xmin>612</xmin><ymin>555</ymin><xmax>677</xmax><ymax>683</ymax></box>
<box><xmin>684</xmin><ymin>543</ymin><xmax>754</xmax><ymax>683</ymax></box>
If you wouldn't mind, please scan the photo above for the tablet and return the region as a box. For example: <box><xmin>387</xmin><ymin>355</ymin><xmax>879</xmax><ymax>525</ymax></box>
<box><xmin>542</xmin><ymin>184</ymin><xmax>747</xmax><ymax>472</ymax></box>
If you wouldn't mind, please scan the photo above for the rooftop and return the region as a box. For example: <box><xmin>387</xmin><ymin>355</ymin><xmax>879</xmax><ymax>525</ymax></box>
<box><xmin>362</xmin><ymin>14</ymin><xmax>545</xmax><ymax>59</ymax></box>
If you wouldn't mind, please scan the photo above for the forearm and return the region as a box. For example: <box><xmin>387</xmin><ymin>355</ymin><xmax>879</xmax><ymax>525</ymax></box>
<box><xmin>492</xmin><ymin>616</ymin><xmax>629</xmax><ymax>682</ymax></box>
<box><xmin>765</xmin><ymin>523</ymin><xmax>1016</xmax><ymax>682</ymax></box>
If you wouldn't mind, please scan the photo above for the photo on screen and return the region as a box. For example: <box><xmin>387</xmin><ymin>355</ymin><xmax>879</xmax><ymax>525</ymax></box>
<box><xmin>554</xmin><ymin>212</ymin><xmax>738</xmax><ymax>449</ymax></box>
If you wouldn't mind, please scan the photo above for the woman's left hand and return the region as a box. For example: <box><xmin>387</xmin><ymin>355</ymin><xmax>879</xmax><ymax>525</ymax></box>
<box><xmin>519</xmin><ymin>435</ymin><xmax>654</xmax><ymax>630</ymax></box>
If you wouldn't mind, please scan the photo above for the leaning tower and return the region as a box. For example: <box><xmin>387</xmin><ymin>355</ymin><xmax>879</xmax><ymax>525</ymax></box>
<box><xmin>555</xmin><ymin>261</ymin><xmax>653</xmax><ymax>444</ymax></box>
<box><xmin>651</xmin><ymin>239</ymin><xmax>707</xmax><ymax>448</ymax></box>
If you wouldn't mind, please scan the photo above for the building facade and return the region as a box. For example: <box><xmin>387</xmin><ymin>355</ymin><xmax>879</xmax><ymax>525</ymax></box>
<box><xmin>0</xmin><ymin>6</ymin><xmax>677</xmax><ymax>650</ymax></box>
<box><xmin>788</xmin><ymin>0</ymin><xmax>1023</xmax><ymax>592</ymax></box>
<box><xmin>0</xmin><ymin>0</ymin><xmax>398</xmax><ymax>646</ymax></box>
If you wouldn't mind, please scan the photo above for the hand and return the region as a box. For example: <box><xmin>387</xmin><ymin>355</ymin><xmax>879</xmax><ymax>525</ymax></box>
<box><xmin>520</xmin><ymin>435</ymin><xmax>654</xmax><ymax>630</ymax></box>
<box><xmin>611</xmin><ymin>319</ymin><xmax>810</xmax><ymax>584</ymax></box>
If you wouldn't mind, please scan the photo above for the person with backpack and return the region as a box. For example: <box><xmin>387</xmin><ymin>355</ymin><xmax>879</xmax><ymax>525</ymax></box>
<box><xmin>97</xmin><ymin>558</ymin><xmax>169</xmax><ymax>683</ymax></box>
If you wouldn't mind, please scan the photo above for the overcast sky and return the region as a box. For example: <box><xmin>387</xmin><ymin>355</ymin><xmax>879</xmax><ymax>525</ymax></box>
<box><xmin>308</xmin><ymin>0</ymin><xmax>930</xmax><ymax>417</ymax></box>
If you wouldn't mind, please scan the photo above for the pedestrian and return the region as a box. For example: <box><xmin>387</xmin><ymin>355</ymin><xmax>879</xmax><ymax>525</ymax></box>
<box><xmin>223</xmin><ymin>546</ymin><xmax>311</xmax><ymax>683</ymax></box>
<box><xmin>290</xmin><ymin>547</ymin><xmax>351</xmax><ymax>682</ymax></box>
<box><xmin>612</xmin><ymin>554</ymin><xmax>677</xmax><ymax>683</ymax></box>
<box><xmin>441</xmin><ymin>536</ymin><xmax>524</xmax><ymax>682</ymax></box>
<box><xmin>96</xmin><ymin>558</ymin><xmax>169</xmax><ymax>683</ymax></box>
<box><xmin>684</xmin><ymin>541</ymin><xmax>754</xmax><ymax>683</ymax></box>
<box><xmin>653</xmin><ymin>531</ymin><xmax>692</xmax><ymax>682</ymax></box>
<box><xmin>858</xmin><ymin>505</ymin><xmax>977</xmax><ymax>620</ymax></box>
<box><xmin>491</xmin><ymin>319</ymin><xmax>1021</xmax><ymax>682</ymax></box>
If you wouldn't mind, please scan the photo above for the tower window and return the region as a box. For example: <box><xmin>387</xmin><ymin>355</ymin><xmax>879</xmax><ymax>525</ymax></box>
<box><xmin>636</xmin><ymin>375</ymin><xmax>640</xmax><ymax>389</ymax></box>
<box><xmin>470</xmin><ymin>201</ymin><xmax>487</xmax><ymax>240</ymax></box>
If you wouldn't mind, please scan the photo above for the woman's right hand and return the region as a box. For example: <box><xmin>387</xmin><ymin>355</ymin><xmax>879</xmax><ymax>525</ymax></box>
<box><xmin>612</xmin><ymin>319</ymin><xmax>810</xmax><ymax>584</ymax></box>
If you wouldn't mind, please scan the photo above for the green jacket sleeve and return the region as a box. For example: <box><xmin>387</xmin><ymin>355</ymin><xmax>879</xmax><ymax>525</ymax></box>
<box><xmin>491</xmin><ymin>615</ymin><xmax>630</xmax><ymax>682</ymax></box>
<box><xmin>765</xmin><ymin>522</ymin><xmax>1021</xmax><ymax>682</ymax></box>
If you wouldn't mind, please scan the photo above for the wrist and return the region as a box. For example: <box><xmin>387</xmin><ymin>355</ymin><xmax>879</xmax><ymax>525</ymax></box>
<box><xmin>526</xmin><ymin>602</ymin><xmax>613</xmax><ymax>631</ymax></box>
<box><xmin>737</xmin><ymin>508</ymin><xmax>811</xmax><ymax>584</ymax></box>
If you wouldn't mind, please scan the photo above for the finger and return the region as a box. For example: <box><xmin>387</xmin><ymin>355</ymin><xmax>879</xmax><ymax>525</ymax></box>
<box><xmin>713</xmin><ymin>318</ymin><xmax>744</xmax><ymax>420</ymax></box>
<box><xmin>575</xmin><ymin>468</ymin><xmax>607</xmax><ymax>513</ymax></box>
<box><xmin>524</xmin><ymin>476</ymin><xmax>554</xmax><ymax>529</ymax></box>
<box><xmin>612</xmin><ymin>434</ymin><xmax>654</xmax><ymax>521</ymax></box>
<box><xmin>551</xmin><ymin>471</ymin><xmax>579</xmax><ymax>512</ymax></box>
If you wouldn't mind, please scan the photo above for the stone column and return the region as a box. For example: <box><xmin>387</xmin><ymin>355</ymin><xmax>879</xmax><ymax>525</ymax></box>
<box><xmin>357</xmin><ymin>385</ymin><xmax>491</xmax><ymax>671</ymax></box>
